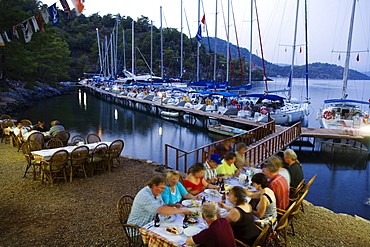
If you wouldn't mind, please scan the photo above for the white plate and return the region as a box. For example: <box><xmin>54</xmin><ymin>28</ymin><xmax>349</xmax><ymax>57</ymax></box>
<box><xmin>182</xmin><ymin>200</ymin><xmax>200</xmax><ymax>207</ymax></box>
<box><xmin>159</xmin><ymin>214</ymin><xmax>176</xmax><ymax>222</ymax></box>
<box><xmin>163</xmin><ymin>226</ymin><xmax>183</xmax><ymax>235</ymax></box>
<box><xmin>204</xmin><ymin>189</ymin><xmax>220</xmax><ymax>195</ymax></box>
<box><xmin>184</xmin><ymin>226</ymin><xmax>202</xmax><ymax>237</ymax></box>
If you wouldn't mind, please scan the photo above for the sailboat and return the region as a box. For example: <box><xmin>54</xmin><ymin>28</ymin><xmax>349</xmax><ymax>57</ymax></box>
<box><xmin>237</xmin><ymin>0</ymin><xmax>310</xmax><ymax>125</ymax></box>
<box><xmin>316</xmin><ymin>0</ymin><xmax>370</xmax><ymax>135</ymax></box>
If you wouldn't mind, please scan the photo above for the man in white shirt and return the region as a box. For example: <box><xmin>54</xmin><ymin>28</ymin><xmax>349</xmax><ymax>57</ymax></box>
<box><xmin>203</xmin><ymin>154</ymin><xmax>222</xmax><ymax>183</ymax></box>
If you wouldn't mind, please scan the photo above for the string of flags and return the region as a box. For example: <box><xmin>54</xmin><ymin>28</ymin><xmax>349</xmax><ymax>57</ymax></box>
<box><xmin>195</xmin><ymin>14</ymin><xmax>206</xmax><ymax>42</ymax></box>
<box><xmin>0</xmin><ymin>0</ymin><xmax>85</xmax><ymax>46</ymax></box>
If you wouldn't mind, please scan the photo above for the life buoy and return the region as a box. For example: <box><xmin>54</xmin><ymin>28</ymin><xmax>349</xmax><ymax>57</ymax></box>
<box><xmin>260</xmin><ymin>107</ymin><xmax>268</xmax><ymax>115</ymax></box>
<box><xmin>236</xmin><ymin>104</ymin><xmax>241</xmax><ymax>110</ymax></box>
<box><xmin>362</xmin><ymin>115</ymin><xmax>370</xmax><ymax>124</ymax></box>
<box><xmin>323</xmin><ymin>111</ymin><xmax>333</xmax><ymax>120</ymax></box>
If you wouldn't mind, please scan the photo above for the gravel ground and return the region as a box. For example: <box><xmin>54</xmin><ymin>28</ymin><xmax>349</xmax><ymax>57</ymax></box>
<box><xmin>0</xmin><ymin>142</ymin><xmax>369</xmax><ymax>247</ymax></box>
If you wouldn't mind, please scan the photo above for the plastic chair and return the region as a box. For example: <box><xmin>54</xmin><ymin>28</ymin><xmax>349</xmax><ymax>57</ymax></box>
<box><xmin>46</xmin><ymin>138</ymin><xmax>64</xmax><ymax>149</ymax></box>
<box><xmin>86</xmin><ymin>133</ymin><xmax>101</xmax><ymax>144</ymax></box>
<box><xmin>40</xmin><ymin>150</ymin><xmax>69</xmax><ymax>184</ymax></box>
<box><xmin>68</xmin><ymin>145</ymin><xmax>89</xmax><ymax>182</ymax></box>
<box><xmin>55</xmin><ymin>130</ymin><xmax>70</xmax><ymax>146</ymax></box>
<box><xmin>22</xmin><ymin>140</ymin><xmax>42</xmax><ymax>180</ymax></box>
<box><xmin>107</xmin><ymin>140</ymin><xmax>124</xmax><ymax>172</ymax></box>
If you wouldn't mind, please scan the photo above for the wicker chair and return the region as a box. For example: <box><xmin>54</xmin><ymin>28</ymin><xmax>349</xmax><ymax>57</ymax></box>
<box><xmin>107</xmin><ymin>140</ymin><xmax>124</xmax><ymax>172</ymax></box>
<box><xmin>46</xmin><ymin>138</ymin><xmax>64</xmax><ymax>149</ymax></box>
<box><xmin>40</xmin><ymin>150</ymin><xmax>69</xmax><ymax>184</ymax></box>
<box><xmin>86</xmin><ymin>133</ymin><xmax>101</xmax><ymax>144</ymax></box>
<box><xmin>87</xmin><ymin>143</ymin><xmax>108</xmax><ymax>175</ymax></box>
<box><xmin>20</xmin><ymin>119</ymin><xmax>32</xmax><ymax>127</ymax></box>
<box><xmin>1</xmin><ymin>120</ymin><xmax>15</xmax><ymax>143</ymax></box>
<box><xmin>68</xmin><ymin>145</ymin><xmax>89</xmax><ymax>182</ymax></box>
<box><xmin>69</xmin><ymin>135</ymin><xmax>86</xmax><ymax>146</ymax></box>
<box><xmin>0</xmin><ymin>114</ymin><xmax>11</xmax><ymax>120</ymax></box>
<box><xmin>55</xmin><ymin>130</ymin><xmax>70</xmax><ymax>146</ymax></box>
<box><xmin>22</xmin><ymin>140</ymin><xmax>42</xmax><ymax>180</ymax></box>
<box><xmin>116</xmin><ymin>195</ymin><xmax>145</xmax><ymax>247</ymax></box>
<box><xmin>27</xmin><ymin>132</ymin><xmax>44</xmax><ymax>148</ymax></box>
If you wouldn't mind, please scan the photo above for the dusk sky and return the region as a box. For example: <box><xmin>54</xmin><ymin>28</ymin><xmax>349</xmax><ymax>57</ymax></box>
<box><xmin>42</xmin><ymin>0</ymin><xmax>370</xmax><ymax>73</ymax></box>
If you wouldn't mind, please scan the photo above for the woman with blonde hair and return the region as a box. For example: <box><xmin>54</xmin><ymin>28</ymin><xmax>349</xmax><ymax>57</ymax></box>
<box><xmin>161</xmin><ymin>170</ymin><xmax>198</xmax><ymax>207</ymax></box>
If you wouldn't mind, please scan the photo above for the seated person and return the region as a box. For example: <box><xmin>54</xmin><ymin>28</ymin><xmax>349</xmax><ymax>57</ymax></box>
<box><xmin>161</xmin><ymin>170</ymin><xmax>199</xmax><ymax>207</ymax></box>
<box><xmin>247</xmin><ymin>173</ymin><xmax>277</xmax><ymax>220</ymax></box>
<box><xmin>283</xmin><ymin>149</ymin><xmax>304</xmax><ymax>188</ymax></box>
<box><xmin>270</xmin><ymin>155</ymin><xmax>290</xmax><ymax>186</ymax></box>
<box><xmin>212</xmin><ymin>139</ymin><xmax>234</xmax><ymax>159</ymax></box>
<box><xmin>33</xmin><ymin>120</ymin><xmax>48</xmax><ymax>132</ymax></box>
<box><xmin>234</xmin><ymin>143</ymin><xmax>250</xmax><ymax>169</ymax></box>
<box><xmin>49</xmin><ymin>120</ymin><xmax>65</xmax><ymax>136</ymax></box>
<box><xmin>185</xmin><ymin>202</ymin><xmax>237</xmax><ymax>247</ymax></box>
<box><xmin>216</xmin><ymin>152</ymin><xmax>241</xmax><ymax>177</ymax></box>
<box><xmin>182</xmin><ymin>163</ymin><xmax>219</xmax><ymax>195</ymax></box>
<box><xmin>13</xmin><ymin>121</ymin><xmax>28</xmax><ymax>139</ymax></box>
<box><xmin>127</xmin><ymin>175</ymin><xmax>189</xmax><ymax>227</ymax></box>
<box><xmin>218</xmin><ymin>186</ymin><xmax>261</xmax><ymax>246</ymax></box>
<box><xmin>203</xmin><ymin>154</ymin><xmax>222</xmax><ymax>183</ymax></box>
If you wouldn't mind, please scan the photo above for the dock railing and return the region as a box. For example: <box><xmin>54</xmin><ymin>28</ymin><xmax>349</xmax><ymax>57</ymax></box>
<box><xmin>164</xmin><ymin>120</ymin><xmax>278</xmax><ymax>172</ymax></box>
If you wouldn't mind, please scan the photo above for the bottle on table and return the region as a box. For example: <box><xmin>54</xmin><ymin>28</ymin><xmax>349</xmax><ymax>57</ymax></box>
<box><xmin>154</xmin><ymin>213</ymin><xmax>160</xmax><ymax>227</ymax></box>
<box><xmin>183</xmin><ymin>215</ymin><xmax>189</xmax><ymax>229</ymax></box>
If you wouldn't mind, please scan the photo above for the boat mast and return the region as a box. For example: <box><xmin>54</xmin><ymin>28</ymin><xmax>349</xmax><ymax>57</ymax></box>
<box><xmin>342</xmin><ymin>0</ymin><xmax>357</xmax><ymax>99</ymax></box>
<box><xmin>213</xmin><ymin>0</ymin><xmax>218</xmax><ymax>82</ymax></box>
<box><xmin>160</xmin><ymin>6</ymin><xmax>164</xmax><ymax>79</ymax></box>
<box><xmin>96</xmin><ymin>28</ymin><xmax>103</xmax><ymax>76</ymax></box>
<box><xmin>115</xmin><ymin>16</ymin><xmax>119</xmax><ymax>77</ymax></box>
<box><xmin>131</xmin><ymin>21</ymin><xmax>135</xmax><ymax>77</ymax></box>
<box><xmin>249</xmin><ymin>0</ymin><xmax>254</xmax><ymax>85</ymax></box>
<box><xmin>226</xmin><ymin>0</ymin><xmax>230</xmax><ymax>82</ymax></box>
<box><xmin>197</xmin><ymin>0</ymin><xmax>200</xmax><ymax>81</ymax></box>
<box><xmin>150</xmin><ymin>20</ymin><xmax>153</xmax><ymax>79</ymax></box>
<box><xmin>180</xmin><ymin>0</ymin><xmax>184</xmax><ymax>79</ymax></box>
<box><xmin>288</xmin><ymin>0</ymin><xmax>300</xmax><ymax>102</ymax></box>
<box><xmin>304</xmin><ymin>0</ymin><xmax>309</xmax><ymax>101</ymax></box>
<box><xmin>122</xmin><ymin>28</ymin><xmax>126</xmax><ymax>70</ymax></box>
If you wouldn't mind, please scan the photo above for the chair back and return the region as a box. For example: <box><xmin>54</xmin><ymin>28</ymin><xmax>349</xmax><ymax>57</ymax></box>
<box><xmin>91</xmin><ymin>143</ymin><xmax>108</xmax><ymax>158</ymax></box>
<box><xmin>0</xmin><ymin>114</ymin><xmax>11</xmax><ymax>120</ymax></box>
<box><xmin>301</xmin><ymin>174</ymin><xmax>318</xmax><ymax>194</ymax></box>
<box><xmin>1</xmin><ymin>120</ymin><xmax>15</xmax><ymax>129</ymax></box>
<box><xmin>20</xmin><ymin>119</ymin><xmax>32</xmax><ymax>127</ymax></box>
<box><xmin>22</xmin><ymin>140</ymin><xmax>42</xmax><ymax>159</ymax></box>
<box><xmin>70</xmin><ymin>145</ymin><xmax>89</xmax><ymax>162</ymax></box>
<box><xmin>48</xmin><ymin>150</ymin><xmax>69</xmax><ymax>167</ymax></box>
<box><xmin>122</xmin><ymin>224</ymin><xmax>144</xmax><ymax>247</ymax></box>
<box><xmin>275</xmin><ymin>201</ymin><xmax>296</xmax><ymax>231</ymax></box>
<box><xmin>46</xmin><ymin>138</ymin><xmax>64</xmax><ymax>149</ymax></box>
<box><xmin>116</xmin><ymin>195</ymin><xmax>134</xmax><ymax>224</ymax></box>
<box><xmin>55</xmin><ymin>130</ymin><xmax>70</xmax><ymax>146</ymax></box>
<box><xmin>108</xmin><ymin>140</ymin><xmax>124</xmax><ymax>158</ymax></box>
<box><xmin>290</xmin><ymin>189</ymin><xmax>308</xmax><ymax>217</ymax></box>
<box><xmin>70</xmin><ymin>135</ymin><xmax>86</xmax><ymax>145</ymax></box>
<box><xmin>28</xmin><ymin>132</ymin><xmax>44</xmax><ymax>147</ymax></box>
<box><xmin>290</xmin><ymin>179</ymin><xmax>305</xmax><ymax>200</ymax></box>
<box><xmin>86</xmin><ymin>133</ymin><xmax>101</xmax><ymax>144</ymax></box>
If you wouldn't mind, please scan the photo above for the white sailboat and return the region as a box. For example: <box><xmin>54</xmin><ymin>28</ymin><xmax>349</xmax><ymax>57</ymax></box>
<box><xmin>317</xmin><ymin>0</ymin><xmax>370</xmax><ymax>135</ymax></box>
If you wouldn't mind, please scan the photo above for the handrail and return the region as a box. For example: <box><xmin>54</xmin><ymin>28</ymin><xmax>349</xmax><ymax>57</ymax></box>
<box><xmin>165</xmin><ymin>119</ymin><xmax>279</xmax><ymax>172</ymax></box>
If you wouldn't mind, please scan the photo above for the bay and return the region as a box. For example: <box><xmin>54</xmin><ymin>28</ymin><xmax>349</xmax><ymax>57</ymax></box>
<box><xmin>15</xmin><ymin>78</ymin><xmax>370</xmax><ymax>220</ymax></box>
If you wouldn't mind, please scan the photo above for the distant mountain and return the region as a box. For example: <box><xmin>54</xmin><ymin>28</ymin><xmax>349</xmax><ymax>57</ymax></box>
<box><xmin>203</xmin><ymin>37</ymin><xmax>370</xmax><ymax>80</ymax></box>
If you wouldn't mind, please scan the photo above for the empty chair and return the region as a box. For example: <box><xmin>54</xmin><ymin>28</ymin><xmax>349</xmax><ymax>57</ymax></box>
<box><xmin>87</xmin><ymin>143</ymin><xmax>108</xmax><ymax>175</ymax></box>
<box><xmin>0</xmin><ymin>114</ymin><xmax>11</xmax><ymax>120</ymax></box>
<box><xmin>107</xmin><ymin>140</ymin><xmax>124</xmax><ymax>172</ymax></box>
<box><xmin>68</xmin><ymin>145</ymin><xmax>89</xmax><ymax>182</ymax></box>
<box><xmin>86</xmin><ymin>133</ymin><xmax>101</xmax><ymax>144</ymax></box>
<box><xmin>22</xmin><ymin>140</ymin><xmax>42</xmax><ymax>180</ymax></box>
<box><xmin>46</xmin><ymin>138</ymin><xmax>64</xmax><ymax>149</ymax></box>
<box><xmin>27</xmin><ymin>132</ymin><xmax>44</xmax><ymax>148</ymax></box>
<box><xmin>40</xmin><ymin>149</ymin><xmax>69</xmax><ymax>184</ymax></box>
<box><xmin>20</xmin><ymin>119</ymin><xmax>32</xmax><ymax>127</ymax></box>
<box><xmin>69</xmin><ymin>135</ymin><xmax>86</xmax><ymax>146</ymax></box>
<box><xmin>55</xmin><ymin>130</ymin><xmax>70</xmax><ymax>146</ymax></box>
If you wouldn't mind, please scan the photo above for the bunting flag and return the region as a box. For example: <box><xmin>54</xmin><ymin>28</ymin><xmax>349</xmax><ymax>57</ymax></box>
<box><xmin>30</xmin><ymin>16</ymin><xmax>40</xmax><ymax>32</ymax></box>
<box><xmin>13</xmin><ymin>25</ymin><xmax>20</xmax><ymax>39</ymax></box>
<box><xmin>201</xmin><ymin>14</ymin><xmax>206</xmax><ymax>32</ymax></box>
<box><xmin>41</xmin><ymin>8</ymin><xmax>50</xmax><ymax>24</ymax></box>
<box><xmin>21</xmin><ymin>20</ymin><xmax>33</xmax><ymax>43</ymax></box>
<box><xmin>3</xmin><ymin>31</ymin><xmax>11</xmax><ymax>42</ymax></box>
<box><xmin>35</xmin><ymin>13</ymin><xmax>45</xmax><ymax>32</ymax></box>
<box><xmin>60</xmin><ymin>0</ymin><xmax>73</xmax><ymax>19</ymax></box>
<box><xmin>71</xmin><ymin>0</ymin><xmax>85</xmax><ymax>14</ymax></box>
<box><xmin>49</xmin><ymin>4</ymin><xmax>59</xmax><ymax>26</ymax></box>
<box><xmin>195</xmin><ymin>24</ymin><xmax>202</xmax><ymax>42</ymax></box>
<box><xmin>299</xmin><ymin>47</ymin><xmax>302</xmax><ymax>53</ymax></box>
<box><xmin>6</xmin><ymin>29</ymin><xmax>13</xmax><ymax>41</ymax></box>
<box><xmin>356</xmin><ymin>54</ymin><xmax>360</xmax><ymax>61</ymax></box>
<box><xmin>0</xmin><ymin>34</ymin><xmax>5</xmax><ymax>46</ymax></box>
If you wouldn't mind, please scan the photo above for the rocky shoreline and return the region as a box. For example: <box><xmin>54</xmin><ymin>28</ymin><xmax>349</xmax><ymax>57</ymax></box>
<box><xmin>0</xmin><ymin>82</ymin><xmax>75</xmax><ymax>115</ymax></box>
<box><xmin>0</xmin><ymin>142</ymin><xmax>369</xmax><ymax>246</ymax></box>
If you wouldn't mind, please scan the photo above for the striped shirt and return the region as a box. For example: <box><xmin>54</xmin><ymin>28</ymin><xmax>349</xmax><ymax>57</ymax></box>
<box><xmin>204</xmin><ymin>161</ymin><xmax>217</xmax><ymax>181</ymax></box>
<box><xmin>269</xmin><ymin>174</ymin><xmax>289</xmax><ymax>210</ymax></box>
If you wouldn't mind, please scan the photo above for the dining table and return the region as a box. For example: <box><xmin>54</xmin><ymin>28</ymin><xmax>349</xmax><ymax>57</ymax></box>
<box><xmin>139</xmin><ymin>167</ymin><xmax>262</xmax><ymax>247</ymax></box>
<box><xmin>31</xmin><ymin>141</ymin><xmax>112</xmax><ymax>161</ymax></box>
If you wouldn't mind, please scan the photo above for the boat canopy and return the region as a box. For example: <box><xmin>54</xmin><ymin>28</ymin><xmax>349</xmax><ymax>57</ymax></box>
<box><xmin>324</xmin><ymin>99</ymin><xmax>370</xmax><ymax>105</ymax></box>
<box><xmin>210</xmin><ymin>92</ymin><xmax>239</xmax><ymax>97</ymax></box>
<box><xmin>241</xmin><ymin>94</ymin><xmax>286</xmax><ymax>101</ymax></box>
<box><xmin>171</xmin><ymin>88</ymin><xmax>188</xmax><ymax>93</ymax></box>
<box><xmin>192</xmin><ymin>91</ymin><xmax>212</xmax><ymax>95</ymax></box>
<box><xmin>227</xmin><ymin>85</ymin><xmax>252</xmax><ymax>91</ymax></box>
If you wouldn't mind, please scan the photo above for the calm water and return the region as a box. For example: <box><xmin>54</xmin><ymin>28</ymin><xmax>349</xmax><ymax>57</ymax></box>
<box><xmin>15</xmin><ymin>78</ymin><xmax>370</xmax><ymax>220</ymax></box>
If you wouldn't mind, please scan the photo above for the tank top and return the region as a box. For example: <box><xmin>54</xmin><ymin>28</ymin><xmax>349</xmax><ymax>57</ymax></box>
<box><xmin>230</xmin><ymin>206</ymin><xmax>261</xmax><ymax>246</ymax></box>
<box><xmin>261</xmin><ymin>193</ymin><xmax>277</xmax><ymax>219</ymax></box>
